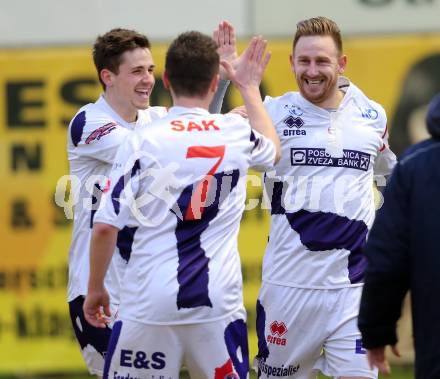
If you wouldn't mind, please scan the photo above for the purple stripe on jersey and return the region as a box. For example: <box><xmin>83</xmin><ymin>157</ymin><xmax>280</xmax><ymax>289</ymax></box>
<box><xmin>90</xmin><ymin>182</ymin><xmax>103</xmax><ymax>228</ymax></box>
<box><xmin>348</xmin><ymin>246</ymin><xmax>367</xmax><ymax>284</ymax></box>
<box><xmin>224</xmin><ymin>319</ymin><xmax>249</xmax><ymax>379</ymax></box>
<box><xmin>250</xmin><ymin>130</ymin><xmax>259</xmax><ymax>150</ymax></box>
<box><xmin>173</xmin><ymin>170</ymin><xmax>239</xmax><ymax>309</ymax></box>
<box><xmin>267</xmin><ymin>180</ymin><xmax>286</xmax><ymax>215</ymax></box>
<box><xmin>255</xmin><ymin>300</ymin><xmax>270</xmax><ymax>361</ymax></box>
<box><xmin>111</xmin><ymin>159</ymin><xmax>140</xmax><ymax>215</ymax></box>
<box><xmin>70</xmin><ymin>111</ymin><xmax>86</xmax><ymax>147</ymax></box>
<box><xmin>103</xmin><ymin>320</ymin><xmax>123</xmax><ymax>379</ymax></box>
<box><xmin>285</xmin><ymin>209</ymin><xmax>368</xmax><ymax>284</ymax></box>
<box><xmin>116</xmin><ymin>226</ymin><xmax>138</xmax><ymax>263</ymax></box>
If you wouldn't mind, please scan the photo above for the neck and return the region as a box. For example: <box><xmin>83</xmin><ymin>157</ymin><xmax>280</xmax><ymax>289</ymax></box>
<box><xmin>103</xmin><ymin>92</ymin><xmax>138</xmax><ymax>123</ymax></box>
<box><xmin>172</xmin><ymin>95</ymin><xmax>211</xmax><ymax>110</ymax></box>
<box><xmin>317</xmin><ymin>89</ymin><xmax>345</xmax><ymax>109</ymax></box>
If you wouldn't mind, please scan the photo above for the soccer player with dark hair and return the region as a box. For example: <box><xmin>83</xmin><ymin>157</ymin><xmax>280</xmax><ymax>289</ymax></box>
<box><xmin>83</xmin><ymin>30</ymin><xmax>279</xmax><ymax>379</ymax></box>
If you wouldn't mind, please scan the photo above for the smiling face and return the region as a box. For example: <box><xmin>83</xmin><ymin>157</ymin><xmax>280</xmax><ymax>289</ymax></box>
<box><xmin>291</xmin><ymin>35</ymin><xmax>346</xmax><ymax>109</ymax></box>
<box><xmin>102</xmin><ymin>47</ymin><xmax>155</xmax><ymax>121</ymax></box>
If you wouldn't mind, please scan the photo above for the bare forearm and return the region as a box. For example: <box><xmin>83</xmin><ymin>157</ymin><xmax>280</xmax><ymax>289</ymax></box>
<box><xmin>240</xmin><ymin>86</ymin><xmax>280</xmax><ymax>161</ymax></box>
<box><xmin>88</xmin><ymin>223</ymin><xmax>119</xmax><ymax>291</ymax></box>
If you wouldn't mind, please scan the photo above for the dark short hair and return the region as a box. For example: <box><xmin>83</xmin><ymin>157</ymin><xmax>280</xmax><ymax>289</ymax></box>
<box><xmin>165</xmin><ymin>31</ymin><xmax>219</xmax><ymax>97</ymax></box>
<box><xmin>93</xmin><ymin>28</ymin><xmax>151</xmax><ymax>89</ymax></box>
<box><xmin>293</xmin><ymin>16</ymin><xmax>343</xmax><ymax>56</ymax></box>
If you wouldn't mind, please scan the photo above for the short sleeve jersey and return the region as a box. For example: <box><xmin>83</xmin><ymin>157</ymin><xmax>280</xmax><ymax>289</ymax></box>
<box><xmin>67</xmin><ymin>95</ymin><xmax>167</xmax><ymax>303</ymax></box>
<box><xmin>94</xmin><ymin>106</ymin><xmax>276</xmax><ymax>324</ymax></box>
<box><xmin>262</xmin><ymin>77</ymin><xmax>396</xmax><ymax>289</ymax></box>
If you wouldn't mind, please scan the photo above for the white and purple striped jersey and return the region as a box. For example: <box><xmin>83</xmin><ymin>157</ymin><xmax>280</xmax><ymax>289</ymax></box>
<box><xmin>94</xmin><ymin>106</ymin><xmax>276</xmax><ymax>324</ymax></box>
<box><xmin>67</xmin><ymin>95</ymin><xmax>167</xmax><ymax>303</ymax></box>
<box><xmin>262</xmin><ymin>77</ymin><xmax>396</xmax><ymax>289</ymax></box>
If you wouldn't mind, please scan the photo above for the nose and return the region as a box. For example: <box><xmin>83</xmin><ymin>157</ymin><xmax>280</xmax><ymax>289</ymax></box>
<box><xmin>306</xmin><ymin>61</ymin><xmax>319</xmax><ymax>77</ymax></box>
<box><xmin>141</xmin><ymin>71</ymin><xmax>155</xmax><ymax>85</ymax></box>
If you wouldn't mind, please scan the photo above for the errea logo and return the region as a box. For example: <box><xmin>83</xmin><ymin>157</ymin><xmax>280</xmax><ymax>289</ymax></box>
<box><xmin>267</xmin><ymin>321</ymin><xmax>288</xmax><ymax>346</ymax></box>
<box><xmin>283</xmin><ymin>115</ymin><xmax>306</xmax><ymax>137</ymax></box>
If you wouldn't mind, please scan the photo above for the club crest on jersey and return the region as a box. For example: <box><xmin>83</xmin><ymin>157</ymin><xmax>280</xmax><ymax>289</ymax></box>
<box><xmin>361</xmin><ymin>108</ymin><xmax>378</xmax><ymax>120</ymax></box>
<box><xmin>283</xmin><ymin>115</ymin><xmax>306</xmax><ymax>137</ymax></box>
<box><xmin>267</xmin><ymin>321</ymin><xmax>288</xmax><ymax>346</ymax></box>
<box><xmin>284</xmin><ymin>104</ymin><xmax>304</xmax><ymax>117</ymax></box>
<box><xmin>85</xmin><ymin>122</ymin><xmax>117</xmax><ymax>144</ymax></box>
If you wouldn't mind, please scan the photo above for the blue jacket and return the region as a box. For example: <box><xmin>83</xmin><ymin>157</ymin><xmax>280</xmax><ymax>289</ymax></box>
<box><xmin>358</xmin><ymin>94</ymin><xmax>440</xmax><ymax>379</ymax></box>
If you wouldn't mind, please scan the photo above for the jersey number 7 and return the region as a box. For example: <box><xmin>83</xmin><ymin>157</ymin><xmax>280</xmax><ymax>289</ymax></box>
<box><xmin>185</xmin><ymin>145</ymin><xmax>225</xmax><ymax>220</ymax></box>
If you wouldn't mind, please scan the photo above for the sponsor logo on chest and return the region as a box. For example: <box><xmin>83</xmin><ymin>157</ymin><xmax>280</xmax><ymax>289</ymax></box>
<box><xmin>282</xmin><ymin>104</ymin><xmax>307</xmax><ymax>137</ymax></box>
<box><xmin>290</xmin><ymin>148</ymin><xmax>371</xmax><ymax>171</ymax></box>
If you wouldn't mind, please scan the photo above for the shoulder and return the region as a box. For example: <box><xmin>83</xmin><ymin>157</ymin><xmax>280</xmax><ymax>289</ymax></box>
<box><xmin>348</xmin><ymin>82</ymin><xmax>387</xmax><ymax>131</ymax></box>
<box><xmin>400</xmin><ymin>138</ymin><xmax>440</xmax><ymax>167</ymax></box>
<box><xmin>264</xmin><ymin>92</ymin><xmax>299</xmax><ymax>107</ymax></box>
<box><xmin>68</xmin><ymin>103</ymin><xmax>125</xmax><ymax>147</ymax></box>
<box><xmin>141</xmin><ymin>106</ymin><xmax>169</xmax><ymax>120</ymax></box>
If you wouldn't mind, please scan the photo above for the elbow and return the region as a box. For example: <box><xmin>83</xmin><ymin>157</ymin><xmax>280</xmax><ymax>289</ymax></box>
<box><xmin>93</xmin><ymin>222</ymin><xmax>119</xmax><ymax>238</ymax></box>
<box><xmin>273</xmin><ymin>140</ymin><xmax>281</xmax><ymax>164</ymax></box>
<box><xmin>274</xmin><ymin>149</ymin><xmax>281</xmax><ymax>164</ymax></box>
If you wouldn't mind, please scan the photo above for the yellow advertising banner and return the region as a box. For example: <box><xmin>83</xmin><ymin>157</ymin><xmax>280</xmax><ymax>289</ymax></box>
<box><xmin>0</xmin><ymin>34</ymin><xmax>439</xmax><ymax>374</ymax></box>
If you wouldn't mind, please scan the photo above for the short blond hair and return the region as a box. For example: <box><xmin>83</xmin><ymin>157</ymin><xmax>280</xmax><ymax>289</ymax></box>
<box><xmin>293</xmin><ymin>16</ymin><xmax>343</xmax><ymax>56</ymax></box>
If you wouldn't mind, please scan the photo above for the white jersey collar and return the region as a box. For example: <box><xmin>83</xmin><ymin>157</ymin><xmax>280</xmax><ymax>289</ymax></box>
<box><xmin>168</xmin><ymin>106</ymin><xmax>210</xmax><ymax>117</ymax></box>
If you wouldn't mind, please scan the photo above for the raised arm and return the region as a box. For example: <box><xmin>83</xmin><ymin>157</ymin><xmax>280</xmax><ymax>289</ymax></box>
<box><xmin>222</xmin><ymin>36</ymin><xmax>280</xmax><ymax>162</ymax></box>
<box><xmin>209</xmin><ymin>20</ymin><xmax>237</xmax><ymax>113</ymax></box>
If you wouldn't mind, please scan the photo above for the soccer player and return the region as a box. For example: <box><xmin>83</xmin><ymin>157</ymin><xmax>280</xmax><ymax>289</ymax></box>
<box><xmin>253</xmin><ymin>17</ymin><xmax>397</xmax><ymax>379</ymax></box>
<box><xmin>67</xmin><ymin>24</ymin><xmax>236</xmax><ymax>377</ymax></box>
<box><xmin>83</xmin><ymin>31</ymin><xmax>279</xmax><ymax>379</ymax></box>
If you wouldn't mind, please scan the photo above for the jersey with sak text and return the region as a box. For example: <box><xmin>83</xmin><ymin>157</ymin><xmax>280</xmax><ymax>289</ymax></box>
<box><xmin>94</xmin><ymin>106</ymin><xmax>276</xmax><ymax>324</ymax></box>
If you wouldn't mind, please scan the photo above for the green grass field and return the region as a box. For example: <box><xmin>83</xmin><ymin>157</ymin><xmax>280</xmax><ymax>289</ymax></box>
<box><xmin>0</xmin><ymin>365</ymin><xmax>414</xmax><ymax>378</ymax></box>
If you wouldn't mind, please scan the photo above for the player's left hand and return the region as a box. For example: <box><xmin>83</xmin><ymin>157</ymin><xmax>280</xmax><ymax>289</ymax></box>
<box><xmin>367</xmin><ymin>345</ymin><xmax>400</xmax><ymax>375</ymax></box>
<box><xmin>213</xmin><ymin>20</ymin><xmax>238</xmax><ymax>80</ymax></box>
<box><xmin>83</xmin><ymin>288</ymin><xmax>111</xmax><ymax>328</ymax></box>
<box><xmin>221</xmin><ymin>36</ymin><xmax>271</xmax><ymax>92</ymax></box>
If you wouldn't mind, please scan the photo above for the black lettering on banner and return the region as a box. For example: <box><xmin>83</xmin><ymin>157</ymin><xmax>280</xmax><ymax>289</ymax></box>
<box><xmin>6</xmin><ymin>81</ymin><xmax>45</xmax><ymax>128</ymax></box>
<box><xmin>15</xmin><ymin>306</ymin><xmax>74</xmax><ymax>339</ymax></box>
<box><xmin>11</xmin><ymin>143</ymin><xmax>42</xmax><ymax>172</ymax></box>
<box><xmin>60</xmin><ymin>78</ymin><xmax>97</xmax><ymax>127</ymax></box>
<box><xmin>11</xmin><ymin>199</ymin><xmax>34</xmax><ymax>228</ymax></box>
<box><xmin>52</xmin><ymin>195</ymin><xmax>71</xmax><ymax>227</ymax></box>
<box><xmin>0</xmin><ymin>265</ymin><xmax>68</xmax><ymax>291</ymax></box>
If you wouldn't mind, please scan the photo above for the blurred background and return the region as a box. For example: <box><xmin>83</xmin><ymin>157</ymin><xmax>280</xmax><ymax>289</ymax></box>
<box><xmin>1</xmin><ymin>0</ymin><xmax>439</xmax><ymax>377</ymax></box>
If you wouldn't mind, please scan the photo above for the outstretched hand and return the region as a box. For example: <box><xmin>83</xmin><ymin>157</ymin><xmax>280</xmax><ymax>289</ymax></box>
<box><xmin>367</xmin><ymin>345</ymin><xmax>401</xmax><ymax>375</ymax></box>
<box><xmin>83</xmin><ymin>289</ymin><xmax>111</xmax><ymax>328</ymax></box>
<box><xmin>213</xmin><ymin>20</ymin><xmax>238</xmax><ymax>80</ymax></box>
<box><xmin>221</xmin><ymin>36</ymin><xmax>271</xmax><ymax>92</ymax></box>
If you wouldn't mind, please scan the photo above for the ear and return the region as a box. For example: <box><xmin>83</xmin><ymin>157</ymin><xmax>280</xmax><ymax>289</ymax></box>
<box><xmin>100</xmin><ymin>69</ymin><xmax>113</xmax><ymax>88</ymax></box>
<box><xmin>289</xmin><ymin>53</ymin><xmax>295</xmax><ymax>72</ymax></box>
<box><xmin>337</xmin><ymin>54</ymin><xmax>347</xmax><ymax>74</ymax></box>
<box><xmin>209</xmin><ymin>73</ymin><xmax>219</xmax><ymax>93</ymax></box>
<box><xmin>162</xmin><ymin>71</ymin><xmax>171</xmax><ymax>91</ymax></box>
